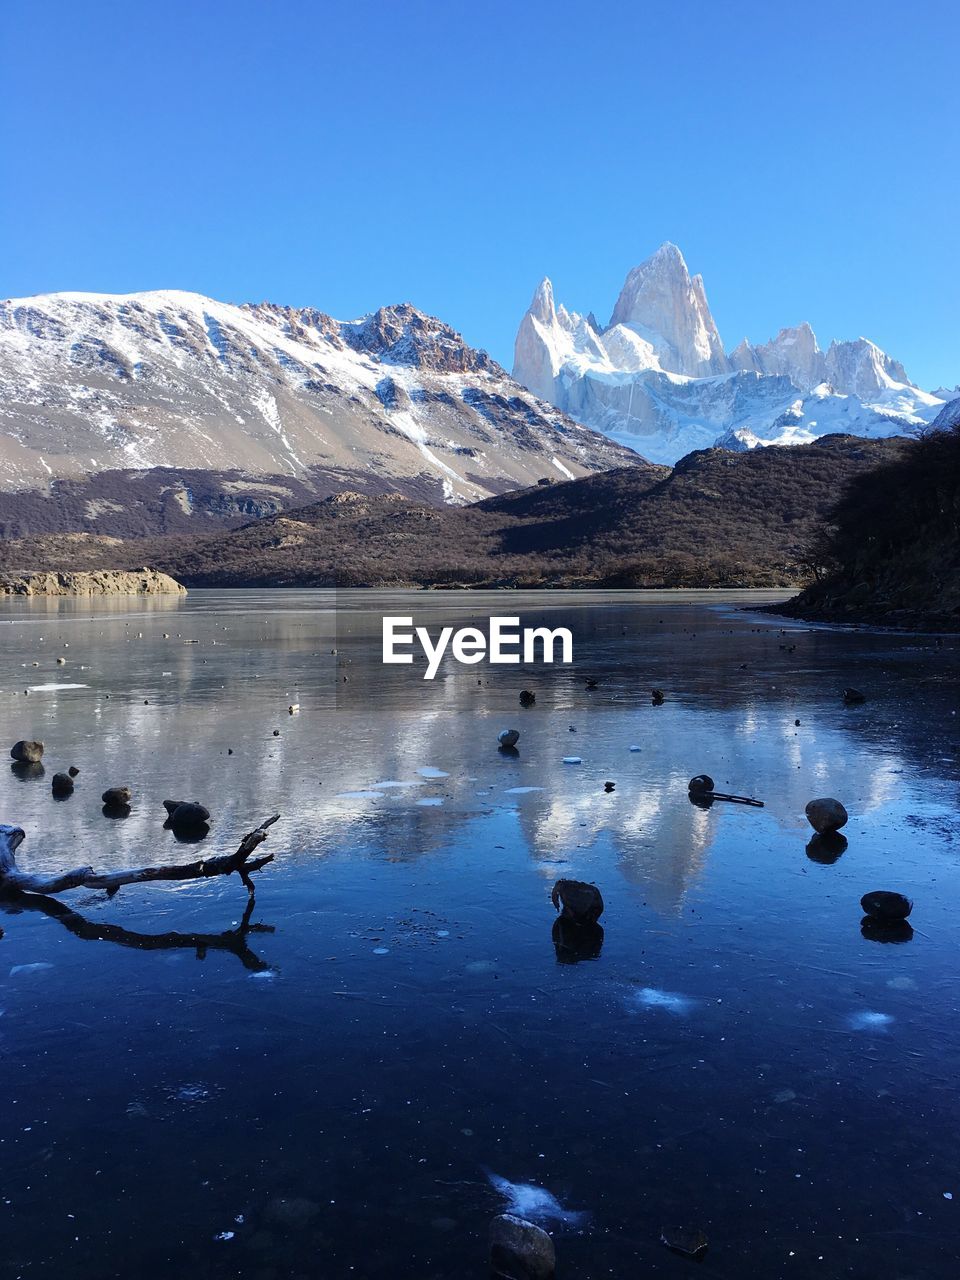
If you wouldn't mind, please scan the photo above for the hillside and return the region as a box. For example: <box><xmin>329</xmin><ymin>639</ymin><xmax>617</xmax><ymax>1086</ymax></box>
<box><xmin>780</xmin><ymin>424</ymin><xmax>960</xmax><ymax>629</ymax></box>
<box><xmin>0</xmin><ymin>435</ymin><xmax>911</xmax><ymax>589</ymax></box>
<box><xmin>0</xmin><ymin>291</ymin><xmax>637</xmax><ymax>507</ymax></box>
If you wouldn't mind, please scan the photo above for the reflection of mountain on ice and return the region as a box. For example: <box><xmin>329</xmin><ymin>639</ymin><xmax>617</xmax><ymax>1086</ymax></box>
<box><xmin>7</xmin><ymin>627</ymin><xmax>904</xmax><ymax>913</ymax></box>
<box><xmin>506</xmin><ymin>706</ymin><xmax>902</xmax><ymax>914</ymax></box>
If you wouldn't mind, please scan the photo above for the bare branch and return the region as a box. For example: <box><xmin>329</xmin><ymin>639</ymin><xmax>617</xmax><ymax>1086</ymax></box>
<box><xmin>0</xmin><ymin>815</ymin><xmax>281</xmax><ymax>897</ymax></box>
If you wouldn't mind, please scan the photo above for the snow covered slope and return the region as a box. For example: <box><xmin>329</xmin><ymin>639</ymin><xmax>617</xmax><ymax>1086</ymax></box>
<box><xmin>0</xmin><ymin>291</ymin><xmax>638</xmax><ymax>499</ymax></box>
<box><xmin>513</xmin><ymin>244</ymin><xmax>947</xmax><ymax>465</ymax></box>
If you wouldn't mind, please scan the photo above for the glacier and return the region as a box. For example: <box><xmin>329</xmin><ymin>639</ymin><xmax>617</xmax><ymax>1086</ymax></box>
<box><xmin>513</xmin><ymin>243</ymin><xmax>950</xmax><ymax>466</ymax></box>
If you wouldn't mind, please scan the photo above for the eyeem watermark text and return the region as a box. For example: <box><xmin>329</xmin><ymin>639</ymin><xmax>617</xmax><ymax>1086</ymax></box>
<box><xmin>383</xmin><ymin>616</ymin><xmax>573</xmax><ymax>680</ymax></box>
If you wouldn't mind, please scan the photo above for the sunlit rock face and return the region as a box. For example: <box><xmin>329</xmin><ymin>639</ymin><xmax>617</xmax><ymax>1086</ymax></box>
<box><xmin>608</xmin><ymin>243</ymin><xmax>729</xmax><ymax>378</ymax></box>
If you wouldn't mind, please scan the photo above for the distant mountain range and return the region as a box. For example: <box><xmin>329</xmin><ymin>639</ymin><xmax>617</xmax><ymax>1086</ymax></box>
<box><xmin>0</xmin><ymin>435</ymin><xmax>911</xmax><ymax>589</ymax></box>
<box><xmin>513</xmin><ymin>243</ymin><xmax>957</xmax><ymax>464</ymax></box>
<box><xmin>0</xmin><ymin>290</ymin><xmax>636</xmax><ymax>505</ymax></box>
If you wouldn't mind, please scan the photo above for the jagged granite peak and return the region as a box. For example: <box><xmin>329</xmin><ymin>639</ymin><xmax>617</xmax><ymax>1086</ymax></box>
<box><xmin>732</xmin><ymin>322</ymin><xmax>824</xmax><ymax>391</ymax></box>
<box><xmin>608</xmin><ymin>242</ymin><xmax>729</xmax><ymax>377</ymax></box>
<box><xmin>0</xmin><ymin>287</ymin><xmax>641</xmax><ymax>500</ymax></box>
<box><xmin>512</xmin><ymin>247</ymin><xmax>947</xmax><ymax>465</ymax></box>
<box><xmin>513</xmin><ymin>277</ymin><xmax>568</xmax><ymax>403</ymax></box>
<box><xmin>823</xmin><ymin>336</ymin><xmax>914</xmax><ymax>400</ymax></box>
<box><xmin>728</xmin><ymin>337</ymin><xmax>762</xmax><ymax>374</ymax></box>
<box><xmin>528</xmin><ymin>277</ymin><xmax>557</xmax><ymax>325</ymax></box>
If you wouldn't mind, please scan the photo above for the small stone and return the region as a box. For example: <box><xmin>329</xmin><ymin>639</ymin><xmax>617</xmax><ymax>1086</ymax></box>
<box><xmin>11</xmin><ymin>740</ymin><xmax>44</xmax><ymax>763</ymax></box>
<box><xmin>51</xmin><ymin>772</ymin><xmax>74</xmax><ymax>797</ymax></box>
<box><xmin>688</xmin><ymin>774</ymin><xmax>715</xmax><ymax>796</ymax></box>
<box><xmin>805</xmin><ymin>797</ymin><xmax>848</xmax><ymax>833</ymax></box>
<box><xmin>519</xmin><ymin>690</ymin><xmax>536</xmax><ymax>707</ymax></box>
<box><xmin>56</xmin><ymin>657</ymin><xmax>66</xmax><ymax>665</ymax></box>
<box><xmin>498</xmin><ymin>729</ymin><xmax>520</xmax><ymax>748</ymax></box>
<box><xmin>164</xmin><ymin>800</ymin><xmax>211</xmax><ymax>829</ymax></box>
<box><xmin>861</xmin><ymin>890</ymin><xmax>912</xmax><ymax>920</ymax></box>
<box><xmin>842</xmin><ymin>687</ymin><xmax>867</xmax><ymax>704</ymax></box>
<box><xmin>651</xmin><ymin>688</ymin><xmax>665</xmax><ymax>705</ymax></box>
<box><xmin>551</xmin><ymin>878</ymin><xmax>604</xmax><ymax>924</ymax></box>
<box><xmin>68</xmin><ymin>766</ymin><xmax>80</xmax><ymax>777</ymax></box>
<box><xmin>102</xmin><ymin>786</ymin><xmax>132</xmax><ymax>807</ymax></box>
<box><xmin>489</xmin><ymin>1213</ymin><xmax>555</xmax><ymax>1280</ymax></box>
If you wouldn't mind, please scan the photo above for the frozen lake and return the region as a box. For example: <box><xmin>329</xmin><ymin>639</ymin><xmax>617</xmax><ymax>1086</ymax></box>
<box><xmin>1</xmin><ymin>589</ymin><xmax>958</xmax><ymax>1277</ymax></box>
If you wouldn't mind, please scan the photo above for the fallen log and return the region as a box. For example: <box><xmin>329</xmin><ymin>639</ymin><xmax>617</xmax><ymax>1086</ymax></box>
<box><xmin>0</xmin><ymin>814</ymin><xmax>280</xmax><ymax>897</ymax></box>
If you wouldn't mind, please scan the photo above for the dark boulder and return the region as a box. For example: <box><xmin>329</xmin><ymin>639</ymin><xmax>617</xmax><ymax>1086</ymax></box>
<box><xmin>489</xmin><ymin>1213</ymin><xmax>555</xmax><ymax>1280</ymax></box>
<box><xmin>688</xmin><ymin>774</ymin><xmax>715</xmax><ymax>796</ymax></box>
<box><xmin>805</xmin><ymin>798</ymin><xmax>848</xmax><ymax>834</ymax></box>
<box><xmin>102</xmin><ymin>786</ymin><xmax>132</xmax><ymax>808</ymax></box>
<box><xmin>551</xmin><ymin>878</ymin><xmax>604</xmax><ymax>924</ymax></box>
<box><xmin>861</xmin><ymin>890</ymin><xmax>912</xmax><ymax>920</ymax></box>
<box><xmin>51</xmin><ymin>772</ymin><xmax>75</xmax><ymax>798</ymax></box>
<box><xmin>163</xmin><ymin>800</ymin><xmax>211</xmax><ymax>831</ymax></box>
<box><xmin>11</xmin><ymin>740</ymin><xmax>44</xmax><ymax>763</ymax></box>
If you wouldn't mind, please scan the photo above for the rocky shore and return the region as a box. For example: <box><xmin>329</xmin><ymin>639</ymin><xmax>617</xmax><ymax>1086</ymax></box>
<box><xmin>0</xmin><ymin>568</ymin><xmax>186</xmax><ymax>597</ymax></box>
<box><xmin>772</xmin><ymin>591</ymin><xmax>959</xmax><ymax>633</ymax></box>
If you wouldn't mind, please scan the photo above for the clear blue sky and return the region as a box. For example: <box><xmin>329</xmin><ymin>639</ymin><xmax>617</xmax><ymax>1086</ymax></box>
<box><xmin>4</xmin><ymin>0</ymin><xmax>958</xmax><ymax>389</ymax></box>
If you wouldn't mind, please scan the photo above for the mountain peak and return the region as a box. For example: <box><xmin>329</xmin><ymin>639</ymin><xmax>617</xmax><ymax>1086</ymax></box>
<box><xmin>608</xmin><ymin>245</ymin><xmax>728</xmax><ymax>377</ymax></box>
<box><xmin>649</xmin><ymin>241</ymin><xmax>687</xmax><ymax>269</ymax></box>
<box><xmin>528</xmin><ymin>277</ymin><xmax>556</xmax><ymax>324</ymax></box>
<box><xmin>511</xmin><ymin>245</ymin><xmax>944</xmax><ymax>464</ymax></box>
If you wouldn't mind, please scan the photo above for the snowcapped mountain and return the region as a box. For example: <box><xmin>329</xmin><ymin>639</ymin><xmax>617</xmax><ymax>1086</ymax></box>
<box><xmin>513</xmin><ymin>244</ymin><xmax>948</xmax><ymax>465</ymax></box>
<box><xmin>0</xmin><ymin>290</ymin><xmax>638</xmax><ymax>501</ymax></box>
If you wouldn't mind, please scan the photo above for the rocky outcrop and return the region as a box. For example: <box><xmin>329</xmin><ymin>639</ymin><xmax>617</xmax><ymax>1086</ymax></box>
<box><xmin>0</xmin><ymin>568</ymin><xmax>185</xmax><ymax>596</ymax></box>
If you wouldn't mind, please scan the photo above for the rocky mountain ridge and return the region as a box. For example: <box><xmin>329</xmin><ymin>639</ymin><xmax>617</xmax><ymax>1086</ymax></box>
<box><xmin>0</xmin><ymin>289</ymin><xmax>638</xmax><ymax>502</ymax></box>
<box><xmin>514</xmin><ymin>243</ymin><xmax>950</xmax><ymax>463</ymax></box>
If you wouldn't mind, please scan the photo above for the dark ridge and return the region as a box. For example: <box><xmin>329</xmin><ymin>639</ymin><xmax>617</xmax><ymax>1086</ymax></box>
<box><xmin>0</xmin><ymin>435</ymin><xmax>916</xmax><ymax>591</ymax></box>
<box><xmin>777</xmin><ymin>423</ymin><xmax>960</xmax><ymax>630</ymax></box>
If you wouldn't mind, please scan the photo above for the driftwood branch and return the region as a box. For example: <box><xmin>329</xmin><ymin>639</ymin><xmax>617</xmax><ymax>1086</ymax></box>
<box><xmin>0</xmin><ymin>814</ymin><xmax>280</xmax><ymax>897</ymax></box>
<box><xmin>0</xmin><ymin>890</ymin><xmax>275</xmax><ymax>971</ymax></box>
